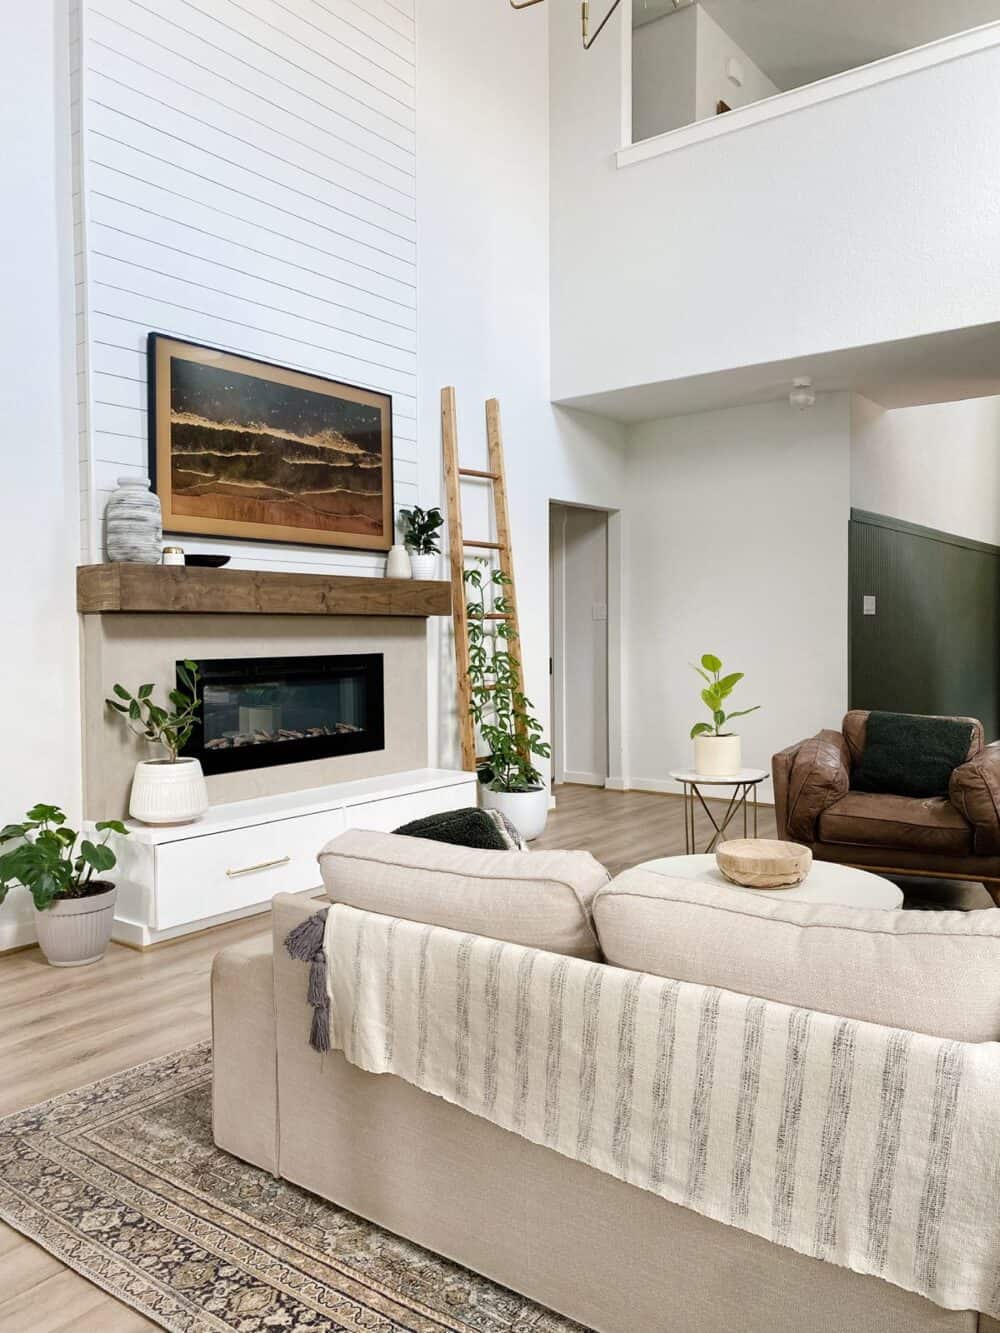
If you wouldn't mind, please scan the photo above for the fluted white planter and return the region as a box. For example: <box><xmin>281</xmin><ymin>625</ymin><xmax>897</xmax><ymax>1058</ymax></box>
<box><xmin>693</xmin><ymin>734</ymin><xmax>742</xmax><ymax>777</ymax></box>
<box><xmin>479</xmin><ymin>784</ymin><xmax>549</xmax><ymax>842</ymax></box>
<box><xmin>129</xmin><ymin>757</ymin><xmax>208</xmax><ymax>825</ymax></box>
<box><xmin>408</xmin><ymin>552</ymin><xmax>436</xmax><ymax>580</ymax></box>
<box><xmin>34</xmin><ymin>884</ymin><xmax>117</xmax><ymax>967</ymax></box>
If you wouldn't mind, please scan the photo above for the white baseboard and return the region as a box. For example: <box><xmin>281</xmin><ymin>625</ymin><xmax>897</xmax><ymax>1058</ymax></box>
<box><xmin>562</xmin><ymin>771</ymin><xmax>606</xmax><ymax>787</ymax></box>
<box><xmin>606</xmin><ymin>776</ymin><xmax>776</xmax><ymax>807</ymax></box>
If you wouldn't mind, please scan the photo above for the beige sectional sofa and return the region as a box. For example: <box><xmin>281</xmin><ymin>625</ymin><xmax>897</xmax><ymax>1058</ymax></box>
<box><xmin>212</xmin><ymin>831</ymin><xmax>1000</xmax><ymax>1333</ymax></box>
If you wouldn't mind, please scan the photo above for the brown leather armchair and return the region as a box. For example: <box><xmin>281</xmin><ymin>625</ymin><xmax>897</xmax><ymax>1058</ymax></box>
<box><xmin>773</xmin><ymin>710</ymin><xmax>1000</xmax><ymax>906</ymax></box>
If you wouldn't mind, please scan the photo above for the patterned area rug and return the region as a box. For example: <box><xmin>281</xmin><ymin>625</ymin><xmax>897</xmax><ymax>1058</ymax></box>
<box><xmin>0</xmin><ymin>1043</ymin><xmax>582</xmax><ymax>1332</ymax></box>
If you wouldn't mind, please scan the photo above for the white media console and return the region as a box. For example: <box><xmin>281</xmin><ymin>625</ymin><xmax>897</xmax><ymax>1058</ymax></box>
<box><xmin>107</xmin><ymin>768</ymin><xmax>479</xmax><ymax>947</ymax></box>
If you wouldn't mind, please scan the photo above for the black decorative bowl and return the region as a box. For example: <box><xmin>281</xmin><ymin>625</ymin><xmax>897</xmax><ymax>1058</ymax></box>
<box><xmin>184</xmin><ymin>554</ymin><xmax>231</xmax><ymax>568</ymax></box>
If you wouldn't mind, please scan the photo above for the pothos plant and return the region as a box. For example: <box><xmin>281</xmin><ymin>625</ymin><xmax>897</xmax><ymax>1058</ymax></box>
<box><xmin>398</xmin><ymin>506</ymin><xmax>444</xmax><ymax>555</ymax></box>
<box><xmin>106</xmin><ymin>660</ymin><xmax>202</xmax><ymax>763</ymax></box>
<box><xmin>464</xmin><ymin>565</ymin><xmax>550</xmax><ymax>792</ymax></box>
<box><xmin>689</xmin><ymin>653</ymin><xmax>760</xmax><ymax>739</ymax></box>
<box><xmin>0</xmin><ymin>804</ymin><xmax>129</xmax><ymax>910</ymax></box>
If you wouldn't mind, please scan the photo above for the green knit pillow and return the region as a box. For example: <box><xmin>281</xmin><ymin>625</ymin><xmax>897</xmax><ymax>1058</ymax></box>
<box><xmin>852</xmin><ymin>711</ymin><xmax>974</xmax><ymax>798</ymax></box>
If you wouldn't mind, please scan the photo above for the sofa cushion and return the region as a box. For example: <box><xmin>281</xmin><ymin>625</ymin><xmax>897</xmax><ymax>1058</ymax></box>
<box><xmin>592</xmin><ymin>867</ymin><xmax>1000</xmax><ymax>1041</ymax></box>
<box><xmin>817</xmin><ymin>792</ymin><xmax>973</xmax><ymax>855</ymax></box>
<box><xmin>851</xmin><ymin>711</ymin><xmax>976</xmax><ymax>798</ymax></box>
<box><xmin>842</xmin><ymin>708</ymin><xmax>983</xmax><ymax>768</ymax></box>
<box><xmin>392</xmin><ymin>806</ymin><xmax>510</xmax><ymax>851</ymax></box>
<box><xmin>318</xmin><ymin>829</ymin><xmax>607</xmax><ymax>959</ymax></box>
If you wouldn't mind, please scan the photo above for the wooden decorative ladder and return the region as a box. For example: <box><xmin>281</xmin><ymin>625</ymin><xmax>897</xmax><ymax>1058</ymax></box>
<box><xmin>441</xmin><ymin>386</ymin><xmax>524</xmax><ymax>773</ymax></box>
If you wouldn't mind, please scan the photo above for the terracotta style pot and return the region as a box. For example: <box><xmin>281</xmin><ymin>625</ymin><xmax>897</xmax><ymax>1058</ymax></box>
<box><xmin>33</xmin><ymin>883</ymin><xmax>117</xmax><ymax>967</ymax></box>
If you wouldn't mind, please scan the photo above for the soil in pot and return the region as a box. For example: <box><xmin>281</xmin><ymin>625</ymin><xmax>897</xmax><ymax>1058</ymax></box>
<box><xmin>34</xmin><ymin>880</ymin><xmax>118</xmax><ymax>967</ymax></box>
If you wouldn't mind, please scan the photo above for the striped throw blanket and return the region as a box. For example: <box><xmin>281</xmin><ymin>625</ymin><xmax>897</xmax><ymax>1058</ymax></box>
<box><xmin>320</xmin><ymin>904</ymin><xmax>1000</xmax><ymax>1317</ymax></box>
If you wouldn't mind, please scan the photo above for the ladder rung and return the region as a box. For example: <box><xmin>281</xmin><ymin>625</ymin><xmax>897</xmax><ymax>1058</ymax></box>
<box><xmin>459</xmin><ymin>468</ymin><xmax>499</xmax><ymax>480</ymax></box>
<box><xmin>464</xmin><ymin>540</ymin><xmax>502</xmax><ymax>550</ymax></box>
<box><xmin>481</xmin><ymin>613</ymin><xmax>512</xmax><ymax>620</ymax></box>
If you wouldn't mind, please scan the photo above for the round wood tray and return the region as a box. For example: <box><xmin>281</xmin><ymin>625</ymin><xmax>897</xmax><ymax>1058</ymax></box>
<box><xmin>716</xmin><ymin>838</ymin><xmax>812</xmax><ymax>889</ymax></box>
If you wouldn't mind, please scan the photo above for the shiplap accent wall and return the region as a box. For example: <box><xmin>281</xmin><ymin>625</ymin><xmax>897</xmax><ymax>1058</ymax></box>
<box><xmin>75</xmin><ymin>0</ymin><xmax>416</xmax><ymax>573</ymax></box>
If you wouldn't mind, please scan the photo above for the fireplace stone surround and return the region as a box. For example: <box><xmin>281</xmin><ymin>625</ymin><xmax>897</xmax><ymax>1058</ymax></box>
<box><xmin>81</xmin><ymin>612</ymin><xmax>429</xmax><ymax>819</ymax></box>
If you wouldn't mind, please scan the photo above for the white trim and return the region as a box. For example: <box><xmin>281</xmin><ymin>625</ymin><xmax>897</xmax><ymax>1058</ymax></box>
<box><xmin>563</xmin><ymin>770</ymin><xmax>607</xmax><ymax>787</ymax></box>
<box><xmin>618</xmin><ymin>21</ymin><xmax>1000</xmax><ymax>168</ymax></box>
<box><xmin>608</xmin><ymin>775</ymin><xmax>775</xmax><ymax>806</ymax></box>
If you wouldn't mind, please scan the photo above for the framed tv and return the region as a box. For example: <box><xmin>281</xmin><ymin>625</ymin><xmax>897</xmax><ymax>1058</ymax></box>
<box><xmin>148</xmin><ymin>335</ymin><xmax>394</xmax><ymax>550</ymax></box>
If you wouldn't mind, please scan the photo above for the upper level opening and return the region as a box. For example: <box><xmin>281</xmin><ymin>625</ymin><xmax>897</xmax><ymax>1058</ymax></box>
<box><xmin>630</xmin><ymin>1</ymin><xmax>1000</xmax><ymax>158</ymax></box>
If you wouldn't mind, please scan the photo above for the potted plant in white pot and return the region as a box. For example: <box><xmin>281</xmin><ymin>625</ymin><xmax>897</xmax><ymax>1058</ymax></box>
<box><xmin>0</xmin><ymin>804</ymin><xmax>129</xmax><ymax>966</ymax></box>
<box><xmin>465</xmin><ymin>565</ymin><xmax>551</xmax><ymax>841</ymax></box>
<box><xmin>399</xmin><ymin>505</ymin><xmax>443</xmax><ymax>580</ymax></box>
<box><xmin>689</xmin><ymin>653</ymin><xmax>760</xmax><ymax>776</ymax></box>
<box><xmin>107</xmin><ymin>660</ymin><xmax>209</xmax><ymax>825</ymax></box>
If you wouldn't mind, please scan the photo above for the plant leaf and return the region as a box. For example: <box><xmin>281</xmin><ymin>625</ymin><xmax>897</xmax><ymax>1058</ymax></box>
<box><xmin>690</xmin><ymin>722</ymin><xmax>714</xmax><ymax>738</ymax></box>
<box><xmin>700</xmin><ymin>653</ymin><xmax>722</xmax><ymax>673</ymax></box>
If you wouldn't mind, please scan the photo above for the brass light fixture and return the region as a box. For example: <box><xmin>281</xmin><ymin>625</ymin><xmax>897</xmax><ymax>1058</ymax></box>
<box><xmin>510</xmin><ymin>0</ymin><xmax>625</xmax><ymax>50</ymax></box>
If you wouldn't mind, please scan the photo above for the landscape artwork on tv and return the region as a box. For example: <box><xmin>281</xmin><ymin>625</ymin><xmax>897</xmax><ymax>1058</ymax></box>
<box><xmin>149</xmin><ymin>336</ymin><xmax>394</xmax><ymax>550</ymax></box>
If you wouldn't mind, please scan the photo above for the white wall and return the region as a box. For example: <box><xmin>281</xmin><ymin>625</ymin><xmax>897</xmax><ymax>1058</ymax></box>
<box><xmin>75</xmin><ymin>0</ymin><xmax>419</xmax><ymax>573</ymax></box>
<box><xmin>621</xmin><ymin>395</ymin><xmax>851</xmax><ymax>792</ymax></box>
<box><xmin>551</xmin><ymin>6</ymin><xmax>1000</xmax><ymax>405</ymax></box>
<box><xmin>416</xmin><ymin>0</ymin><xmax>627</xmax><ymax>778</ymax></box>
<box><xmin>0</xmin><ymin>0</ymin><xmax>82</xmax><ymax>950</ymax></box>
<box><xmin>551</xmin><ymin>505</ymin><xmax>609</xmax><ymax>786</ymax></box>
<box><xmin>632</xmin><ymin>6</ymin><xmax>698</xmax><ymax>142</ymax></box>
<box><xmin>693</xmin><ymin>6</ymin><xmax>780</xmax><ymax>121</ymax></box>
<box><xmin>851</xmin><ymin>393</ymin><xmax>1000</xmax><ymax>546</ymax></box>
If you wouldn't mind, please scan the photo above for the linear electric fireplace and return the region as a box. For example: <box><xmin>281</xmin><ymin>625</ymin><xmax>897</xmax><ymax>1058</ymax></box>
<box><xmin>181</xmin><ymin>653</ymin><xmax>385</xmax><ymax>775</ymax></box>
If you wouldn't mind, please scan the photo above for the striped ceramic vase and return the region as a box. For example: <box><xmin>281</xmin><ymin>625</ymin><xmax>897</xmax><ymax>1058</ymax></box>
<box><xmin>105</xmin><ymin>476</ymin><xmax>162</xmax><ymax>563</ymax></box>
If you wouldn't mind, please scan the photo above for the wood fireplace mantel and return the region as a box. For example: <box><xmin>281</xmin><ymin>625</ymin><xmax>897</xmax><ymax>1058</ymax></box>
<box><xmin>77</xmin><ymin>564</ymin><xmax>452</xmax><ymax>618</ymax></box>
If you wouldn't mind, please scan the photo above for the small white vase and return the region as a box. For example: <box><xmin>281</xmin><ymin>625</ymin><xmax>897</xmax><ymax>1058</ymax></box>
<box><xmin>129</xmin><ymin>757</ymin><xmax>208</xmax><ymax>825</ymax></box>
<box><xmin>386</xmin><ymin>544</ymin><xmax>412</xmax><ymax>579</ymax></box>
<box><xmin>105</xmin><ymin>476</ymin><xmax>162</xmax><ymax>563</ymax></box>
<box><xmin>479</xmin><ymin>784</ymin><xmax>549</xmax><ymax>842</ymax></box>
<box><xmin>408</xmin><ymin>552</ymin><xmax>436</xmax><ymax>580</ymax></box>
<box><xmin>693</xmin><ymin>734</ymin><xmax>742</xmax><ymax>777</ymax></box>
<box><xmin>34</xmin><ymin>884</ymin><xmax>117</xmax><ymax>967</ymax></box>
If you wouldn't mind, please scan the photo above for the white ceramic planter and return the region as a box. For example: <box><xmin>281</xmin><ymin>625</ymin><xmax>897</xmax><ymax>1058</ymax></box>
<box><xmin>479</xmin><ymin>784</ymin><xmax>549</xmax><ymax>842</ymax></box>
<box><xmin>408</xmin><ymin>552</ymin><xmax>436</xmax><ymax>580</ymax></box>
<box><xmin>34</xmin><ymin>884</ymin><xmax>117</xmax><ymax>967</ymax></box>
<box><xmin>693</xmin><ymin>734</ymin><xmax>742</xmax><ymax>777</ymax></box>
<box><xmin>385</xmin><ymin>545</ymin><xmax>412</xmax><ymax>579</ymax></box>
<box><xmin>130</xmin><ymin>757</ymin><xmax>208</xmax><ymax>825</ymax></box>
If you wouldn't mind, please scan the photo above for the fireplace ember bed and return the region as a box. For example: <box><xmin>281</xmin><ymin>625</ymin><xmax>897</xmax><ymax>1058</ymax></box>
<box><xmin>181</xmin><ymin>653</ymin><xmax>384</xmax><ymax>775</ymax></box>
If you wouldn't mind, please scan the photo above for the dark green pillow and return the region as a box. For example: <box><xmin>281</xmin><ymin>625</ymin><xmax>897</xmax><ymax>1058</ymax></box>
<box><xmin>393</xmin><ymin>807</ymin><xmax>509</xmax><ymax>850</ymax></box>
<box><xmin>851</xmin><ymin>711</ymin><xmax>974</xmax><ymax>798</ymax></box>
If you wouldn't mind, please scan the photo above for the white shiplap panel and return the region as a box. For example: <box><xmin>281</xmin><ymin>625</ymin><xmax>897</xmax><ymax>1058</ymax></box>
<box><xmin>78</xmin><ymin>0</ymin><xmax>417</xmax><ymax>568</ymax></box>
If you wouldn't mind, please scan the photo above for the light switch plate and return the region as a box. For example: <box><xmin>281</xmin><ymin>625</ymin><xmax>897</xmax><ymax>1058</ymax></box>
<box><xmin>592</xmin><ymin>603</ymin><xmax>608</xmax><ymax>622</ymax></box>
<box><xmin>863</xmin><ymin>595</ymin><xmax>876</xmax><ymax>616</ymax></box>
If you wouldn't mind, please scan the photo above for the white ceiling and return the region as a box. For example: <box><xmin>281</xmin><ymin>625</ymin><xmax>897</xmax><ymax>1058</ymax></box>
<box><xmin>633</xmin><ymin>0</ymin><xmax>1000</xmax><ymax>89</ymax></box>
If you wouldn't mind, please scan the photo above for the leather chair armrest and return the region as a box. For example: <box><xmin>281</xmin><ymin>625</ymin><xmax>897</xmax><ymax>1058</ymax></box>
<box><xmin>783</xmin><ymin>730</ymin><xmax>851</xmax><ymax>844</ymax></box>
<box><xmin>950</xmin><ymin>741</ymin><xmax>1000</xmax><ymax>855</ymax></box>
<box><xmin>771</xmin><ymin>740</ymin><xmax>805</xmax><ymax>839</ymax></box>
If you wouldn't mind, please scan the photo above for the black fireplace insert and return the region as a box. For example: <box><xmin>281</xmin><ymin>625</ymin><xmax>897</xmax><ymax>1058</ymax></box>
<box><xmin>180</xmin><ymin>653</ymin><xmax>384</xmax><ymax>775</ymax></box>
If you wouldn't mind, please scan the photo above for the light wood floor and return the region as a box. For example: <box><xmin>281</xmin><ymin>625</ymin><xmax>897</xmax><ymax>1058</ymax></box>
<box><xmin>0</xmin><ymin>784</ymin><xmax>983</xmax><ymax>1328</ymax></box>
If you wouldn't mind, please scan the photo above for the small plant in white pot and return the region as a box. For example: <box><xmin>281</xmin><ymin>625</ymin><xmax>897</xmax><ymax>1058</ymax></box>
<box><xmin>0</xmin><ymin>805</ymin><xmax>129</xmax><ymax>966</ymax></box>
<box><xmin>465</xmin><ymin>565</ymin><xmax>551</xmax><ymax>841</ymax></box>
<box><xmin>690</xmin><ymin>653</ymin><xmax>760</xmax><ymax>777</ymax></box>
<box><xmin>107</xmin><ymin>661</ymin><xmax>209</xmax><ymax>825</ymax></box>
<box><xmin>399</xmin><ymin>505</ymin><xmax>443</xmax><ymax>580</ymax></box>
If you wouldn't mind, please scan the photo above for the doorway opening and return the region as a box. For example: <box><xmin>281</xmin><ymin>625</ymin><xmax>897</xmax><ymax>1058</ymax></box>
<box><xmin>549</xmin><ymin>503</ymin><xmax>611</xmax><ymax>788</ymax></box>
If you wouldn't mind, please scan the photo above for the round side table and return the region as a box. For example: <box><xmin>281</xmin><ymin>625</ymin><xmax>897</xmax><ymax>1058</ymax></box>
<box><xmin>669</xmin><ymin>768</ymin><xmax>769</xmax><ymax>854</ymax></box>
<box><xmin>636</xmin><ymin>853</ymin><xmax>904</xmax><ymax>910</ymax></box>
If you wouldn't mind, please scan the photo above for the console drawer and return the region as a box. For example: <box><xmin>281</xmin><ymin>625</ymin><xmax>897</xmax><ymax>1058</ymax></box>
<box><xmin>154</xmin><ymin>808</ymin><xmax>345</xmax><ymax>929</ymax></box>
<box><xmin>344</xmin><ymin>780</ymin><xmax>477</xmax><ymax>833</ymax></box>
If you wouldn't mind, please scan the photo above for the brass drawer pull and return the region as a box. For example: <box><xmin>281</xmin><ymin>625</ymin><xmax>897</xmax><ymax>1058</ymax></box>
<box><xmin>225</xmin><ymin>855</ymin><xmax>291</xmax><ymax>878</ymax></box>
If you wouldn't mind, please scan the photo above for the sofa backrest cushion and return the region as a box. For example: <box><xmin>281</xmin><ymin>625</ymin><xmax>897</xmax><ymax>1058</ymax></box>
<box><xmin>842</xmin><ymin>709</ymin><xmax>983</xmax><ymax>768</ymax></box>
<box><xmin>318</xmin><ymin>829</ymin><xmax>608</xmax><ymax>959</ymax></box>
<box><xmin>592</xmin><ymin>868</ymin><xmax>1000</xmax><ymax>1041</ymax></box>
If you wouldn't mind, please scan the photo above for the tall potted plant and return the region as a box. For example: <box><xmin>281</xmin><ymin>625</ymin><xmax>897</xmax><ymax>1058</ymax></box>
<box><xmin>399</xmin><ymin>505</ymin><xmax>443</xmax><ymax>580</ymax></box>
<box><xmin>0</xmin><ymin>804</ymin><xmax>129</xmax><ymax>966</ymax></box>
<box><xmin>689</xmin><ymin>653</ymin><xmax>760</xmax><ymax>776</ymax></box>
<box><xmin>107</xmin><ymin>660</ymin><xmax>208</xmax><ymax>825</ymax></box>
<box><xmin>465</xmin><ymin>566</ymin><xmax>551</xmax><ymax>840</ymax></box>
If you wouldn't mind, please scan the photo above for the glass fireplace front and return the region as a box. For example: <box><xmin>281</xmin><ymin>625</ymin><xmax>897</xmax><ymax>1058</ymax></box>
<box><xmin>181</xmin><ymin>654</ymin><xmax>385</xmax><ymax>775</ymax></box>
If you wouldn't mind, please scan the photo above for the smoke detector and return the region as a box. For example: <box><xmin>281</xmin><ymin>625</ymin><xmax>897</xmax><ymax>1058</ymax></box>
<box><xmin>789</xmin><ymin>377</ymin><xmax>816</xmax><ymax>410</ymax></box>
